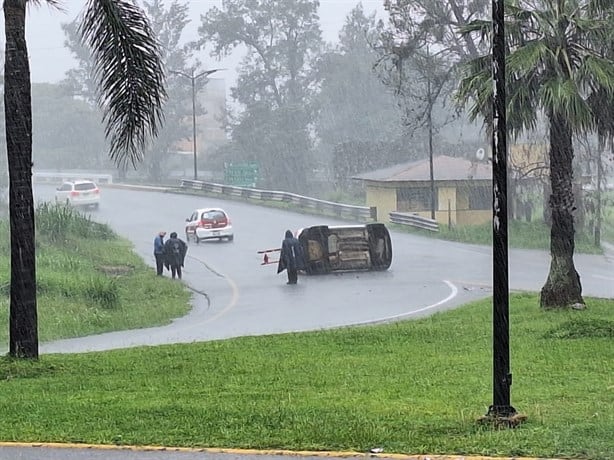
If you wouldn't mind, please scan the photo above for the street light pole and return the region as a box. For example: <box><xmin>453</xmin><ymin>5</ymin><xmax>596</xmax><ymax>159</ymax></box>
<box><xmin>190</xmin><ymin>75</ymin><xmax>197</xmax><ymax>181</ymax></box>
<box><xmin>485</xmin><ymin>0</ymin><xmax>521</xmax><ymax>425</ymax></box>
<box><xmin>170</xmin><ymin>68</ymin><xmax>224</xmax><ymax>181</ymax></box>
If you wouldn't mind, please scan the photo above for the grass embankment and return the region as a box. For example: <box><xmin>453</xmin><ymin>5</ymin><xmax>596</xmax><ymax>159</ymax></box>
<box><xmin>1</xmin><ymin>293</ymin><xmax>612</xmax><ymax>460</ymax></box>
<box><xmin>391</xmin><ymin>219</ymin><xmax>604</xmax><ymax>254</ymax></box>
<box><xmin>0</xmin><ymin>203</ymin><xmax>191</xmax><ymax>343</ymax></box>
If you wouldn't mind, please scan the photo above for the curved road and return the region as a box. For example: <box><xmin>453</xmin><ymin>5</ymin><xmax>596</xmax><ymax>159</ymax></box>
<box><xmin>27</xmin><ymin>184</ymin><xmax>614</xmax><ymax>354</ymax></box>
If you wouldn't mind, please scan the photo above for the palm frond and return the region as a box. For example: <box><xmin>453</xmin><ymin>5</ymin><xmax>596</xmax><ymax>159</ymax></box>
<box><xmin>587</xmin><ymin>0</ymin><xmax>614</xmax><ymax>17</ymax></box>
<box><xmin>539</xmin><ymin>77</ymin><xmax>594</xmax><ymax>133</ymax></box>
<box><xmin>507</xmin><ymin>75</ymin><xmax>539</xmax><ymax>135</ymax></box>
<box><xmin>79</xmin><ymin>0</ymin><xmax>166</xmax><ymax>167</ymax></box>
<box><xmin>507</xmin><ymin>40</ymin><xmax>555</xmax><ymax>78</ymax></box>
<box><xmin>456</xmin><ymin>54</ymin><xmax>491</xmax><ymax>123</ymax></box>
<box><xmin>458</xmin><ymin>19</ymin><xmax>491</xmax><ymax>44</ymax></box>
<box><xmin>26</xmin><ymin>0</ymin><xmax>62</xmax><ymax>7</ymax></box>
<box><xmin>578</xmin><ymin>55</ymin><xmax>614</xmax><ymax>93</ymax></box>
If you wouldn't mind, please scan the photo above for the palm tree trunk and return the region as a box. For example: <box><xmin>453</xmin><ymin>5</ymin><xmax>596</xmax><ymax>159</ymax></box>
<box><xmin>4</xmin><ymin>0</ymin><xmax>39</xmax><ymax>358</ymax></box>
<box><xmin>540</xmin><ymin>113</ymin><xmax>584</xmax><ymax>308</ymax></box>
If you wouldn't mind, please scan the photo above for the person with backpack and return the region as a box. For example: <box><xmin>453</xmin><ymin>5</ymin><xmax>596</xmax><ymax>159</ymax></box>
<box><xmin>277</xmin><ymin>229</ymin><xmax>306</xmax><ymax>285</ymax></box>
<box><xmin>163</xmin><ymin>232</ymin><xmax>188</xmax><ymax>280</ymax></box>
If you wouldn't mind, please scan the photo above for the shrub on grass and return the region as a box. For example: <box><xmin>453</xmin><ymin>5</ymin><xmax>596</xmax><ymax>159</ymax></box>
<box><xmin>35</xmin><ymin>272</ymin><xmax>120</xmax><ymax>310</ymax></box>
<box><xmin>37</xmin><ymin>251</ymin><xmax>86</xmax><ymax>272</ymax></box>
<box><xmin>35</xmin><ymin>202</ymin><xmax>115</xmax><ymax>243</ymax></box>
<box><xmin>84</xmin><ymin>276</ymin><xmax>120</xmax><ymax>310</ymax></box>
<box><xmin>544</xmin><ymin>318</ymin><xmax>614</xmax><ymax>339</ymax></box>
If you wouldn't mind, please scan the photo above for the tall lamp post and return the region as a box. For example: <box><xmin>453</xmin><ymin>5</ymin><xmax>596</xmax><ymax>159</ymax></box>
<box><xmin>170</xmin><ymin>68</ymin><xmax>224</xmax><ymax>180</ymax></box>
<box><xmin>486</xmin><ymin>0</ymin><xmax>521</xmax><ymax>425</ymax></box>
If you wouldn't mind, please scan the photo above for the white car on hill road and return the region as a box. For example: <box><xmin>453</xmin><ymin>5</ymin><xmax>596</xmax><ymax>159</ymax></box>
<box><xmin>54</xmin><ymin>180</ymin><xmax>100</xmax><ymax>209</ymax></box>
<box><xmin>185</xmin><ymin>207</ymin><xmax>233</xmax><ymax>243</ymax></box>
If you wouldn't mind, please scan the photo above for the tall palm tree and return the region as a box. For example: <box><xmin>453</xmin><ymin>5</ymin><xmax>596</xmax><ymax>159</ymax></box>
<box><xmin>4</xmin><ymin>0</ymin><xmax>165</xmax><ymax>358</ymax></box>
<box><xmin>457</xmin><ymin>0</ymin><xmax>614</xmax><ymax>309</ymax></box>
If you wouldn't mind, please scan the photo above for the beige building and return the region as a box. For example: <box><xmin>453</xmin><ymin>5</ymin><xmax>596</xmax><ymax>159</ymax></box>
<box><xmin>353</xmin><ymin>155</ymin><xmax>493</xmax><ymax>227</ymax></box>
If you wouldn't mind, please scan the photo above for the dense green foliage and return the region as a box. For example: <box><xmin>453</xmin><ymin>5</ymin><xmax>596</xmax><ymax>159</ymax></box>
<box><xmin>0</xmin><ymin>293</ymin><xmax>612</xmax><ymax>459</ymax></box>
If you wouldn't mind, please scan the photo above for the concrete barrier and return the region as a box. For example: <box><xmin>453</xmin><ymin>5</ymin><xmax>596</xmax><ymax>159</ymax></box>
<box><xmin>33</xmin><ymin>171</ymin><xmax>113</xmax><ymax>184</ymax></box>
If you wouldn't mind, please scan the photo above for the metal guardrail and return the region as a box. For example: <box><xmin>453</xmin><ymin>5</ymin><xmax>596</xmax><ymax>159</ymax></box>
<box><xmin>181</xmin><ymin>179</ymin><xmax>376</xmax><ymax>222</ymax></box>
<box><xmin>389</xmin><ymin>211</ymin><xmax>439</xmax><ymax>232</ymax></box>
<box><xmin>33</xmin><ymin>171</ymin><xmax>113</xmax><ymax>184</ymax></box>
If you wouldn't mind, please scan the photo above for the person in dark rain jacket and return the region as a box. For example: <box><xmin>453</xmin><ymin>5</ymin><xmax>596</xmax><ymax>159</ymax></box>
<box><xmin>163</xmin><ymin>232</ymin><xmax>188</xmax><ymax>280</ymax></box>
<box><xmin>153</xmin><ymin>231</ymin><xmax>166</xmax><ymax>276</ymax></box>
<box><xmin>277</xmin><ymin>229</ymin><xmax>305</xmax><ymax>285</ymax></box>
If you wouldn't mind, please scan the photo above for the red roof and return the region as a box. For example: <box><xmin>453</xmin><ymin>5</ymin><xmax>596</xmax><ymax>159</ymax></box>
<box><xmin>353</xmin><ymin>155</ymin><xmax>492</xmax><ymax>182</ymax></box>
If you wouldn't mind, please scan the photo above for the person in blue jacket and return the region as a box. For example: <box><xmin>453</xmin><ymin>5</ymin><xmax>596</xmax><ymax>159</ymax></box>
<box><xmin>153</xmin><ymin>231</ymin><xmax>166</xmax><ymax>276</ymax></box>
<box><xmin>277</xmin><ymin>229</ymin><xmax>306</xmax><ymax>284</ymax></box>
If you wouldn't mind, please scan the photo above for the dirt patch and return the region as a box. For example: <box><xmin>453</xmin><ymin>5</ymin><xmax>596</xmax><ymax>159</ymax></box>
<box><xmin>97</xmin><ymin>265</ymin><xmax>134</xmax><ymax>276</ymax></box>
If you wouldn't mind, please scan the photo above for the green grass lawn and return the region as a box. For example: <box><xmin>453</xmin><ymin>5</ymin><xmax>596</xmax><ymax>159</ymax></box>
<box><xmin>1</xmin><ymin>293</ymin><xmax>612</xmax><ymax>460</ymax></box>
<box><xmin>390</xmin><ymin>218</ymin><xmax>605</xmax><ymax>254</ymax></box>
<box><xmin>0</xmin><ymin>203</ymin><xmax>191</xmax><ymax>344</ymax></box>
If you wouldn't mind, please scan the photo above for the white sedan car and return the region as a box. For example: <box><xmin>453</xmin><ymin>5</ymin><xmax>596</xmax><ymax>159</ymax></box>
<box><xmin>185</xmin><ymin>208</ymin><xmax>233</xmax><ymax>243</ymax></box>
<box><xmin>55</xmin><ymin>180</ymin><xmax>100</xmax><ymax>209</ymax></box>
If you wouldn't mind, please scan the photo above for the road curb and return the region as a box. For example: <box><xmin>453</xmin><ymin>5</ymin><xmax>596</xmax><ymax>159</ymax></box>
<box><xmin>0</xmin><ymin>443</ymin><xmax>563</xmax><ymax>460</ymax></box>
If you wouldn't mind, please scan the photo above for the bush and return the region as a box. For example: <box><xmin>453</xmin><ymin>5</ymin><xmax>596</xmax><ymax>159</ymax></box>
<box><xmin>35</xmin><ymin>202</ymin><xmax>115</xmax><ymax>244</ymax></box>
<box><xmin>84</xmin><ymin>276</ymin><xmax>120</xmax><ymax>310</ymax></box>
<box><xmin>544</xmin><ymin>317</ymin><xmax>614</xmax><ymax>339</ymax></box>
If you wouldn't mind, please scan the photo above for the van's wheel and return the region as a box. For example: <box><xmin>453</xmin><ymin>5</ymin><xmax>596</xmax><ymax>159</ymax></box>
<box><xmin>227</xmin><ymin>235</ymin><xmax>234</xmax><ymax>242</ymax></box>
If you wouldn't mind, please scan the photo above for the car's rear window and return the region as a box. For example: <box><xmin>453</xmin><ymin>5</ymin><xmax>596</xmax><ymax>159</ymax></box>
<box><xmin>202</xmin><ymin>211</ymin><xmax>226</xmax><ymax>221</ymax></box>
<box><xmin>74</xmin><ymin>182</ymin><xmax>97</xmax><ymax>191</ymax></box>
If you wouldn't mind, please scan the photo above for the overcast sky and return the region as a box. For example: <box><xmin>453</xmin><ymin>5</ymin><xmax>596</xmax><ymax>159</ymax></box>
<box><xmin>11</xmin><ymin>0</ymin><xmax>385</xmax><ymax>85</ymax></box>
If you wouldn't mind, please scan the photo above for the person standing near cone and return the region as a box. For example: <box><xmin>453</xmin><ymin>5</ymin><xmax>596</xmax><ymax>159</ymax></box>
<box><xmin>277</xmin><ymin>229</ymin><xmax>305</xmax><ymax>284</ymax></box>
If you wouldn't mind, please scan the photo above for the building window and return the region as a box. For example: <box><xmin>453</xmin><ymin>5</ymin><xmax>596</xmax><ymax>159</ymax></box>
<box><xmin>397</xmin><ymin>187</ymin><xmax>436</xmax><ymax>211</ymax></box>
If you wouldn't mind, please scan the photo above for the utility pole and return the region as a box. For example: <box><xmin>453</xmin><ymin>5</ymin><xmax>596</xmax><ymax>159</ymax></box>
<box><xmin>170</xmin><ymin>68</ymin><xmax>224</xmax><ymax>180</ymax></box>
<box><xmin>484</xmin><ymin>0</ymin><xmax>521</xmax><ymax>425</ymax></box>
<box><xmin>427</xmin><ymin>68</ymin><xmax>435</xmax><ymax>220</ymax></box>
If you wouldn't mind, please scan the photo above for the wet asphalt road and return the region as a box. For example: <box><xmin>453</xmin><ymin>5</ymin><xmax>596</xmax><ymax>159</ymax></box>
<box><xmin>31</xmin><ymin>185</ymin><xmax>499</xmax><ymax>354</ymax></box>
<box><xmin>1</xmin><ymin>184</ymin><xmax>612</xmax><ymax>459</ymax></box>
<box><xmin>29</xmin><ymin>184</ymin><xmax>612</xmax><ymax>356</ymax></box>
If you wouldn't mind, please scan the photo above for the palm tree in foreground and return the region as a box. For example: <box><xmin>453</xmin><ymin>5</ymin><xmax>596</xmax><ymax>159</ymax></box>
<box><xmin>457</xmin><ymin>0</ymin><xmax>614</xmax><ymax>308</ymax></box>
<box><xmin>4</xmin><ymin>0</ymin><xmax>165</xmax><ymax>358</ymax></box>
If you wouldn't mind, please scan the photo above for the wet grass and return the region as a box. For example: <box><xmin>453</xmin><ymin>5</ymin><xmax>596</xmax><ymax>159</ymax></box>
<box><xmin>391</xmin><ymin>218</ymin><xmax>604</xmax><ymax>254</ymax></box>
<box><xmin>0</xmin><ymin>203</ymin><xmax>191</xmax><ymax>343</ymax></box>
<box><xmin>0</xmin><ymin>293</ymin><xmax>612</xmax><ymax>459</ymax></box>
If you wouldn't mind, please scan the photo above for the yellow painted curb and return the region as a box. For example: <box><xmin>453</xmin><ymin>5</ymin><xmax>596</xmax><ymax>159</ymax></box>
<box><xmin>0</xmin><ymin>442</ymin><xmax>564</xmax><ymax>460</ymax></box>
